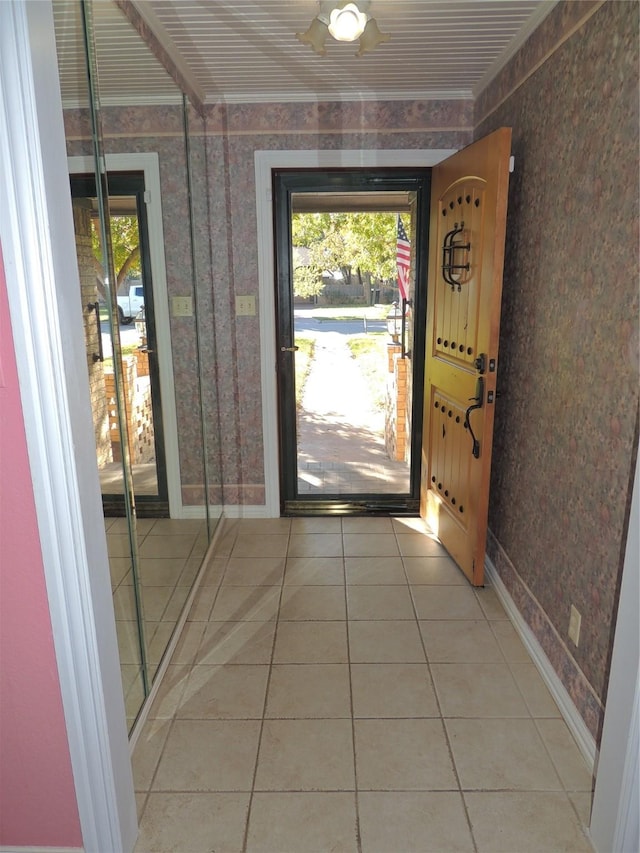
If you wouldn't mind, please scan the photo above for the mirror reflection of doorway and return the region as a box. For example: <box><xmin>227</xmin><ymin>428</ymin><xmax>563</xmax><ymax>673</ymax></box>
<box><xmin>70</xmin><ymin>172</ymin><xmax>169</xmax><ymax>516</ymax></box>
<box><xmin>274</xmin><ymin>170</ymin><xmax>431</xmax><ymax>515</ymax></box>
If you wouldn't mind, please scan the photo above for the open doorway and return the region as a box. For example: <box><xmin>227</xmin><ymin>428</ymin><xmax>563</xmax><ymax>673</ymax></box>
<box><xmin>273</xmin><ymin>169</ymin><xmax>430</xmax><ymax>515</ymax></box>
<box><xmin>70</xmin><ymin>171</ymin><xmax>169</xmax><ymax>516</ymax></box>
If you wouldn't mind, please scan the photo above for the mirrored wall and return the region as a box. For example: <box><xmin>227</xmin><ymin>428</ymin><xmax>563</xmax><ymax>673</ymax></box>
<box><xmin>53</xmin><ymin>0</ymin><xmax>223</xmax><ymax>731</ymax></box>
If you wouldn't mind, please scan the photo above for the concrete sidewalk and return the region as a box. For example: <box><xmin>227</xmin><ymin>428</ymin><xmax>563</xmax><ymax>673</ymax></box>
<box><xmin>296</xmin><ymin>332</ymin><xmax>409</xmax><ymax>495</ymax></box>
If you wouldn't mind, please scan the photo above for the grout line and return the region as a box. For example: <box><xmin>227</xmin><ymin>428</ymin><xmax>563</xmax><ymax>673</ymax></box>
<box><xmin>240</xmin><ymin>521</ymin><xmax>291</xmax><ymax>853</ymax></box>
<box><xmin>341</xmin><ymin>537</ymin><xmax>363</xmax><ymax>853</ymax></box>
<box><xmin>397</xmin><ymin>520</ymin><xmax>480</xmax><ymax>853</ymax></box>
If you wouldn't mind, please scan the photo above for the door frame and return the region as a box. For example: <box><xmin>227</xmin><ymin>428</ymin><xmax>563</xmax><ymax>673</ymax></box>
<box><xmin>255</xmin><ymin>149</ymin><xmax>456</xmax><ymax>517</ymax></box>
<box><xmin>69</xmin><ymin>153</ymin><xmax>182</xmax><ymax>518</ymax></box>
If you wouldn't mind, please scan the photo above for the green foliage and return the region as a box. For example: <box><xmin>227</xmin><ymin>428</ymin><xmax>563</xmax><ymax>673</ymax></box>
<box><xmin>92</xmin><ymin>214</ymin><xmax>141</xmax><ymax>289</ymax></box>
<box><xmin>291</xmin><ymin>211</ymin><xmax>408</xmax><ymax>299</ymax></box>
<box><xmin>293</xmin><ymin>337</ymin><xmax>315</xmax><ymax>408</ymax></box>
<box><xmin>346</xmin><ymin>334</ymin><xmax>388</xmax><ymax>411</ymax></box>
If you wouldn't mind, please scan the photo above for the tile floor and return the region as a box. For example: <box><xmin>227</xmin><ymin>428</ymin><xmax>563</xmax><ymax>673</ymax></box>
<box><xmin>132</xmin><ymin>516</ymin><xmax>594</xmax><ymax>853</ymax></box>
<box><xmin>107</xmin><ymin>516</ymin><xmax>209</xmax><ymax>728</ymax></box>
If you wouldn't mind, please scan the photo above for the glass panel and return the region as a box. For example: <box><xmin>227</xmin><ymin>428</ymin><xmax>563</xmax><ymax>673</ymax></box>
<box><xmin>54</xmin><ymin>0</ymin><xmax>225</xmax><ymax>731</ymax></box>
<box><xmin>291</xmin><ymin>197</ymin><xmax>415</xmax><ymax>498</ymax></box>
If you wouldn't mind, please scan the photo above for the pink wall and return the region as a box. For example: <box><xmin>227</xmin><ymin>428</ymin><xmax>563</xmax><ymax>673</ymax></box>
<box><xmin>0</xmin><ymin>243</ymin><xmax>82</xmax><ymax>848</ymax></box>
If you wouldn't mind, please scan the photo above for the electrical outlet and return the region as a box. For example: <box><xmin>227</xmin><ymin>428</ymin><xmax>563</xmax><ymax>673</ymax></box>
<box><xmin>568</xmin><ymin>604</ymin><xmax>582</xmax><ymax>646</ymax></box>
<box><xmin>236</xmin><ymin>295</ymin><xmax>256</xmax><ymax>316</ymax></box>
<box><xmin>172</xmin><ymin>296</ymin><xmax>193</xmax><ymax>317</ymax></box>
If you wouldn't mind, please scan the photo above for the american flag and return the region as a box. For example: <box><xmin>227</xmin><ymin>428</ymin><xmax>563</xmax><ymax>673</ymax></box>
<box><xmin>396</xmin><ymin>216</ymin><xmax>411</xmax><ymax>302</ymax></box>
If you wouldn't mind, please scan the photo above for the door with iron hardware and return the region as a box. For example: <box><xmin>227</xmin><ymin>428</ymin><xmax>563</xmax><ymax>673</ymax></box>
<box><xmin>420</xmin><ymin>128</ymin><xmax>511</xmax><ymax>585</ymax></box>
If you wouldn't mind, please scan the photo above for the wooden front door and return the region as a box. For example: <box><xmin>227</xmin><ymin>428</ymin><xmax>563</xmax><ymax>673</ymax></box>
<box><xmin>420</xmin><ymin>128</ymin><xmax>512</xmax><ymax>586</ymax></box>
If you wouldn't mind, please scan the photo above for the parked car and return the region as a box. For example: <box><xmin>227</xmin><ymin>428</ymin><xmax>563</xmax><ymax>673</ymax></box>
<box><xmin>117</xmin><ymin>279</ymin><xmax>144</xmax><ymax>324</ymax></box>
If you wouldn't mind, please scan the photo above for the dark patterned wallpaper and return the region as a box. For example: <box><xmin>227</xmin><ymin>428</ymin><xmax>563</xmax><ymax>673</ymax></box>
<box><xmin>475</xmin><ymin>0</ymin><xmax>639</xmax><ymax>736</ymax></box>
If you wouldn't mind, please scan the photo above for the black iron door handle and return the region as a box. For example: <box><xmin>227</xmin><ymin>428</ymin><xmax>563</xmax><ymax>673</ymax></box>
<box><xmin>87</xmin><ymin>301</ymin><xmax>104</xmax><ymax>363</ymax></box>
<box><xmin>464</xmin><ymin>376</ymin><xmax>484</xmax><ymax>458</ymax></box>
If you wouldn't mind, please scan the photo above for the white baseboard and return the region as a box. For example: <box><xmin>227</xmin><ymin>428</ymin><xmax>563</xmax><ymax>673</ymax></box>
<box><xmin>485</xmin><ymin>555</ymin><xmax>597</xmax><ymax>773</ymax></box>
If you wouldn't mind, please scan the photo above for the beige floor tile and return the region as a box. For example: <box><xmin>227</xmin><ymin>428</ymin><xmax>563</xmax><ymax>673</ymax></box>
<box><xmin>288</xmin><ymin>533</ymin><xmax>344</xmax><ymax>557</ymax></box>
<box><xmin>181</xmin><ymin>555</ymin><xmax>210</xmax><ymax>587</ymax></box>
<box><xmin>265</xmin><ymin>664</ymin><xmax>351</xmax><ymax>718</ymax></box>
<box><xmin>212</xmin><ymin>523</ymin><xmax>237</xmax><ymax>557</ymax></box>
<box><xmin>396</xmin><ymin>533</ymin><xmax>448</xmax><ymax>557</ymax></box>
<box><xmin>347</xmin><ymin>585</ymin><xmax>415</xmax><ymax>620</ymax></box>
<box><xmin>113</xmin><ymin>585</ymin><xmax>139</xmax><ymax>621</ymax></box>
<box><xmin>108</xmin><ymin>533</ymin><xmax>134</xmax><ymax>559</ymax></box>
<box><xmin>446</xmin><ymin>718</ymin><xmax>563</xmax><ymax>790</ymax></box>
<box><xmin>279</xmin><ymin>585</ymin><xmax>346</xmax><ymax>620</ymax></box>
<box><xmin>138</xmin><ymin>557</ymin><xmax>187</xmax><ymax>586</ymax></box>
<box><xmin>431</xmin><ymin>663</ymin><xmax>529</xmax><ymax>717</ymax></box>
<box><xmin>464</xmin><ymin>791</ymin><xmax>594</xmax><ymax>852</ymax></box>
<box><xmin>196</xmin><ymin>621</ymin><xmax>276</xmax><ymax>665</ymax></box>
<box><xmin>403</xmin><ymin>556</ymin><xmax>467</xmax><ymax>585</ymax></box>
<box><xmin>147</xmin><ymin>621</ymin><xmax>178</xmax><ymax>666</ymax></box>
<box><xmin>535</xmin><ymin>718</ymin><xmax>594</xmax><ymax>791</ymax></box>
<box><xmin>255</xmin><ymin>719</ymin><xmax>355</xmax><ymax>791</ymax></box>
<box><xmin>209</xmin><ymin>586</ymin><xmax>281</xmax><ymax>622</ymax></box>
<box><xmin>273</xmin><ymin>621</ymin><xmax>349</xmax><ymax>663</ymax></box>
<box><xmin>420</xmin><ymin>620</ymin><xmax>504</xmax><ymax>663</ymax></box>
<box><xmin>392</xmin><ymin>517</ymin><xmax>433</xmax><ymax>535</ymax></box>
<box><xmin>291</xmin><ymin>517</ymin><xmax>343</xmax><ymax>534</ymax></box>
<box><xmin>284</xmin><ymin>556</ymin><xmax>345</xmax><ymax>585</ymax></box>
<box><xmin>355</xmin><ymin>718</ymin><xmax>457</xmax><ymax>790</ymax></box>
<box><xmin>134</xmin><ymin>792</ymin><xmax>249</xmax><ymax>853</ymax></box>
<box><xmin>474</xmin><ymin>586</ymin><xmax>508</xmax><ymax>620</ymax></box>
<box><xmin>132</xmin><ymin>718</ymin><xmax>172</xmax><ymax>792</ymax></box>
<box><xmin>139</xmin><ymin>534</ymin><xmax>197</xmax><ymax>560</ymax></box>
<box><xmin>230</xmin><ymin>533</ymin><xmax>289</xmax><ymax>559</ymax></box>
<box><xmin>198</xmin><ymin>557</ymin><xmax>227</xmax><ymax>586</ymax></box>
<box><xmin>153</xmin><ymin>719</ymin><xmax>260</xmax><ymax>791</ymax></box>
<box><xmin>351</xmin><ymin>663</ymin><xmax>439</xmax><ymax>718</ymax></box>
<box><xmin>148</xmin><ymin>519</ymin><xmax>205</xmax><ymax>537</ymax></box>
<box><xmin>235</xmin><ymin>517</ymin><xmax>292</xmax><ymax>535</ymax></box>
<box><xmin>221</xmin><ymin>557</ymin><xmax>285</xmax><ymax>586</ymax></box>
<box><xmin>109</xmin><ymin>557</ymin><xmax>132</xmax><ymax>588</ymax></box>
<box><xmin>343</xmin><ymin>533</ymin><xmax>400</xmax><ymax>557</ymax></box>
<box><xmin>510</xmin><ymin>663</ymin><xmax>562</xmax><ymax>717</ymax></box>
<box><xmin>148</xmin><ymin>664</ymin><xmax>191</xmax><ymax>719</ymax></box>
<box><xmin>177</xmin><ymin>665</ymin><xmax>269</xmax><ymax>719</ymax></box>
<box><xmin>489</xmin><ymin>619</ymin><xmax>532</xmax><ymax>662</ymax></box>
<box><xmin>246</xmin><ymin>792</ymin><xmax>358</xmax><ymax>852</ymax></box>
<box><xmin>342</xmin><ymin>517</ymin><xmax>393</xmax><ymax>533</ymax></box>
<box><xmin>170</xmin><ymin>622</ymin><xmax>205</xmax><ymax>664</ymax></box>
<box><xmin>345</xmin><ymin>556</ymin><xmax>406</xmax><ymax>585</ymax></box>
<box><xmin>163</xmin><ymin>586</ymin><xmax>191</xmax><ymax>623</ymax></box>
<box><xmin>358</xmin><ymin>792</ymin><xmax>474</xmax><ymax>853</ymax></box>
<box><xmin>411</xmin><ymin>586</ymin><xmax>485</xmax><ymax>621</ymax></box>
<box><xmin>349</xmin><ymin>620</ymin><xmax>426</xmax><ymax>663</ymax></box>
<box><xmin>187</xmin><ymin>585</ymin><xmax>219</xmax><ymax>621</ymax></box>
<box><xmin>140</xmin><ymin>586</ymin><xmax>174</xmax><ymax>622</ymax></box>
<box><xmin>568</xmin><ymin>791</ymin><xmax>593</xmax><ymax>827</ymax></box>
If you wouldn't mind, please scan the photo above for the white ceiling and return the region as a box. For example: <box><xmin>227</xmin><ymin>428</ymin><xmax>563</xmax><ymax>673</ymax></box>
<box><xmin>53</xmin><ymin>0</ymin><xmax>557</xmax><ymax>107</ymax></box>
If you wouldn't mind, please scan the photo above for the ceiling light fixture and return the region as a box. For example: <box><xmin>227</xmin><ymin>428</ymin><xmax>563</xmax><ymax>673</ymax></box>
<box><xmin>296</xmin><ymin>1</ymin><xmax>390</xmax><ymax>57</ymax></box>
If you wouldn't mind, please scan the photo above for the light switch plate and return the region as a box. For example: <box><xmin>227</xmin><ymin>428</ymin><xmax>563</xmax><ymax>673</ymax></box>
<box><xmin>236</xmin><ymin>295</ymin><xmax>256</xmax><ymax>316</ymax></box>
<box><xmin>172</xmin><ymin>296</ymin><xmax>193</xmax><ymax>317</ymax></box>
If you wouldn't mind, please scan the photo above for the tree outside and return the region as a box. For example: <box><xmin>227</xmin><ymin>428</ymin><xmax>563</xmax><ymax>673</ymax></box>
<box><xmin>292</xmin><ymin>211</ymin><xmax>408</xmax><ymax>304</ymax></box>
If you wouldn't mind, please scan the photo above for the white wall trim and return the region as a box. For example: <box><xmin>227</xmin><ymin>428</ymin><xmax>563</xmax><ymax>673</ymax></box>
<box><xmin>67</xmin><ymin>152</ymin><xmax>183</xmax><ymax>519</ymax></box>
<box><xmin>254</xmin><ymin>148</ymin><xmax>457</xmax><ymax>516</ymax></box>
<box><xmin>485</xmin><ymin>556</ymin><xmax>597</xmax><ymax>771</ymax></box>
<box><xmin>0</xmin><ymin>2</ymin><xmax>136</xmax><ymax>851</ymax></box>
<box><xmin>590</xmin><ymin>449</ymin><xmax>640</xmax><ymax>853</ymax></box>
